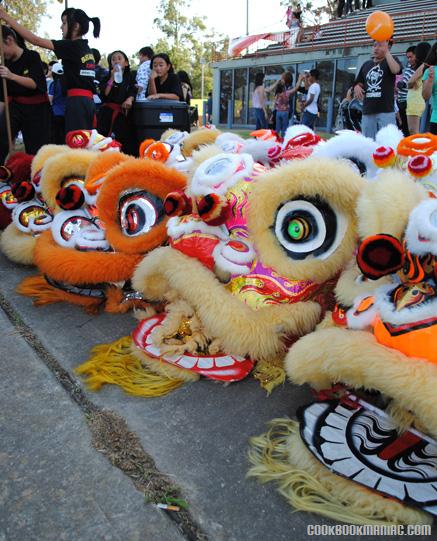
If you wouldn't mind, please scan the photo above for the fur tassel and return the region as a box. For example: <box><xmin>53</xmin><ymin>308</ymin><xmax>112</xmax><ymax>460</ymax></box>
<box><xmin>17</xmin><ymin>275</ymin><xmax>102</xmax><ymax>314</ymax></box>
<box><xmin>104</xmin><ymin>286</ymin><xmax>151</xmax><ymax>314</ymax></box>
<box><xmin>252</xmin><ymin>357</ymin><xmax>286</xmax><ymax>394</ymax></box>
<box><xmin>248</xmin><ymin>418</ymin><xmax>430</xmax><ymax>525</ymax></box>
<box><xmin>76</xmin><ymin>336</ymin><xmax>188</xmax><ymax>397</ymax></box>
<box><xmin>131</xmin><ymin>347</ymin><xmax>199</xmax><ymax>383</ymax></box>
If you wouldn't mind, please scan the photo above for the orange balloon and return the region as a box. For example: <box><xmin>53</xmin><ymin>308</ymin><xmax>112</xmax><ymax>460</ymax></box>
<box><xmin>365</xmin><ymin>11</ymin><xmax>394</xmax><ymax>41</ymax></box>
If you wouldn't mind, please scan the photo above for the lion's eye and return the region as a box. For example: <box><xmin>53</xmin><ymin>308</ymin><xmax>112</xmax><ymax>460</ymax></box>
<box><xmin>274</xmin><ymin>197</ymin><xmax>345</xmax><ymax>260</ymax></box>
<box><xmin>119</xmin><ymin>191</ymin><xmax>164</xmax><ymax>237</ymax></box>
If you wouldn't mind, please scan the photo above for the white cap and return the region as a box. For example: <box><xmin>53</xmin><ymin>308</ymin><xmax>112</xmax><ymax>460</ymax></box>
<box><xmin>52</xmin><ymin>62</ymin><xmax>64</xmax><ymax>75</ymax></box>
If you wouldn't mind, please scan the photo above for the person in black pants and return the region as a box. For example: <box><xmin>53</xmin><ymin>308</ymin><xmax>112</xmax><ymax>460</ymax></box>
<box><xmin>98</xmin><ymin>50</ymin><xmax>137</xmax><ymax>155</ymax></box>
<box><xmin>0</xmin><ymin>26</ymin><xmax>51</xmax><ymax>162</ymax></box>
<box><xmin>337</xmin><ymin>0</ymin><xmax>345</xmax><ymax>17</ymax></box>
<box><xmin>0</xmin><ymin>6</ymin><xmax>101</xmax><ymax>136</ymax></box>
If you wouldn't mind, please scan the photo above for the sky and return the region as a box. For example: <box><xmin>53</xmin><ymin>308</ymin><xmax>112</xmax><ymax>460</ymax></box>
<box><xmin>39</xmin><ymin>0</ymin><xmax>290</xmax><ymax>58</ymax></box>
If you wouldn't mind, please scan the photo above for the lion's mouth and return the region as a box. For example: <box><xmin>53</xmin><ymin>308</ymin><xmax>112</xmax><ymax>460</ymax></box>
<box><xmin>300</xmin><ymin>383</ymin><xmax>437</xmax><ymax>516</ymax></box>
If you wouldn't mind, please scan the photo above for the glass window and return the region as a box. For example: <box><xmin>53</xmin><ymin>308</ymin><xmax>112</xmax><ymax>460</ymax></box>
<box><xmin>335</xmin><ymin>58</ymin><xmax>358</xmax><ymax>107</ymax></box>
<box><xmin>293</xmin><ymin>62</ymin><xmax>315</xmax><ymax>123</ymax></box>
<box><xmin>264</xmin><ymin>65</ymin><xmax>284</xmax><ymax>122</ymax></box>
<box><xmin>248</xmin><ymin>67</ymin><xmax>265</xmax><ymax>125</ymax></box>
<box><xmin>316</xmin><ymin>60</ymin><xmax>334</xmax><ymax>128</ymax></box>
<box><xmin>219</xmin><ymin>69</ymin><xmax>232</xmax><ymax>124</ymax></box>
<box><xmin>233</xmin><ymin>68</ymin><xmax>248</xmax><ymax>125</ymax></box>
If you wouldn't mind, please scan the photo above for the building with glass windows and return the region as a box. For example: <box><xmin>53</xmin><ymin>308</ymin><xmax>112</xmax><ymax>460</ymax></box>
<box><xmin>211</xmin><ymin>0</ymin><xmax>437</xmax><ymax>132</ymax></box>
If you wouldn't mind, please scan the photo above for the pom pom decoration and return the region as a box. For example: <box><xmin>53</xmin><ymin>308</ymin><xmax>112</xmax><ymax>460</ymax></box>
<box><xmin>55</xmin><ymin>185</ymin><xmax>85</xmax><ymax>211</ymax></box>
<box><xmin>373</xmin><ymin>146</ymin><xmax>396</xmax><ymax>168</ymax></box>
<box><xmin>407</xmin><ymin>155</ymin><xmax>433</xmax><ymax>178</ymax></box>
<box><xmin>65</xmin><ymin>130</ymin><xmax>91</xmax><ymax>149</ymax></box>
<box><xmin>140</xmin><ymin>140</ymin><xmax>171</xmax><ymax>163</ymax></box>
<box><xmin>66</xmin><ymin>130</ymin><xmax>121</xmax><ymax>152</ymax></box>
<box><xmin>11</xmin><ymin>180</ymin><xmax>35</xmax><ymax>202</ymax></box>
<box><xmin>365</xmin><ymin>11</ymin><xmax>394</xmax><ymax>41</ymax></box>
<box><xmin>250</xmin><ymin>129</ymin><xmax>282</xmax><ymax>143</ymax></box>
<box><xmin>196</xmin><ymin>193</ymin><xmax>230</xmax><ymax>226</ymax></box>
<box><xmin>164</xmin><ymin>191</ymin><xmax>193</xmax><ymax>217</ymax></box>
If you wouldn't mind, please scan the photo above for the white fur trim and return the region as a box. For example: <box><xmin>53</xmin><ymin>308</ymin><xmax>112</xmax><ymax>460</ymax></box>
<box><xmin>241</xmin><ymin>140</ymin><xmax>274</xmax><ymax>166</ymax></box>
<box><xmin>375</xmin><ymin>124</ymin><xmax>403</xmax><ymax>150</ymax></box>
<box><xmin>376</xmin><ymin>283</ymin><xmax>437</xmax><ymax>325</ymax></box>
<box><xmin>346</xmin><ymin>294</ymin><xmax>378</xmax><ymax>330</ymax></box>
<box><xmin>405</xmin><ymin>199</ymin><xmax>437</xmax><ymax>256</ymax></box>
<box><xmin>190</xmin><ymin>153</ymin><xmax>254</xmax><ymax>196</ymax></box>
<box><xmin>313</xmin><ymin>131</ymin><xmax>378</xmax><ymax>179</ymax></box>
<box><xmin>213</xmin><ymin>241</ymin><xmax>252</xmax><ymax>275</ymax></box>
<box><xmin>167</xmin><ymin>215</ymin><xmax>228</xmax><ymax>241</ymax></box>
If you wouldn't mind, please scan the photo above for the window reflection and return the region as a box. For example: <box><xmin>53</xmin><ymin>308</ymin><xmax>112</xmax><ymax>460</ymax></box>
<box><xmin>248</xmin><ymin>67</ymin><xmax>264</xmax><ymax>124</ymax></box>
<box><xmin>220</xmin><ymin>69</ymin><xmax>232</xmax><ymax>124</ymax></box>
<box><xmin>233</xmin><ymin>68</ymin><xmax>248</xmax><ymax>125</ymax></box>
<box><xmin>335</xmin><ymin>58</ymin><xmax>357</xmax><ymax>108</ymax></box>
<box><xmin>316</xmin><ymin>60</ymin><xmax>334</xmax><ymax>128</ymax></box>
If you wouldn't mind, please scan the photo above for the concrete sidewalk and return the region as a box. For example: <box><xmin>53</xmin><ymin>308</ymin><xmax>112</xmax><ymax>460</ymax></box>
<box><xmin>0</xmin><ymin>253</ymin><xmax>426</xmax><ymax>541</ymax></box>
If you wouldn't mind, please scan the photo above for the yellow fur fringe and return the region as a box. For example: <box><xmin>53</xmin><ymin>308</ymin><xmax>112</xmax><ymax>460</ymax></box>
<box><xmin>17</xmin><ymin>275</ymin><xmax>102</xmax><ymax>314</ymax></box>
<box><xmin>248</xmin><ymin>418</ymin><xmax>431</xmax><ymax>525</ymax></box>
<box><xmin>75</xmin><ymin>336</ymin><xmax>186</xmax><ymax>397</ymax></box>
<box><xmin>252</xmin><ymin>358</ymin><xmax>286</xmax><ymax>394</ymax></box>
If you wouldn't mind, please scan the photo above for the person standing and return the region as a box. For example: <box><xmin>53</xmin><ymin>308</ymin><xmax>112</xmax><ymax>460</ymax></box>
<box><xmin>354</xmin><ymin>40</ymin><xmax>402</xmax><ymax>139</ymax></box>
<box><xmin>0</xmin><ymin>26</ymin><xmax>51</xmax><ymax>162</ymax></box>
<box><xmin>48</xmin><ymin>62</ymin><xmax>67</xmax><ymax>144</ymax></box>
<box><xmin>301</xmin><ymin>69</ymin><xmax>320</xmax><ymax>130</ymax></box>
<box><xmin>422</xmin><ymin>42</ymin><xmax>437</xmax><ymax>135</ymax></box>
<box><xmin>406</xmin><ymin>42</ymin><xmax>431</xmax><ymax>135</ymax></box>
<box><xmin>207</xmin><ymin>91</ymin><xmax>213</xmax><ymax>124</ymax></box>
<box><xmin>177</xmin><ymin>70</ymin><xmax>193</xmax><ymax>105</ymax></box>
<box><xmin>337</xmin><ymin>0</ymin><xmax>345</xmax><ymax>18</ymax></box>
<box><xmin>252</xmin><ymin>72</ymin><xmax>267</xmax><ymax>129</ymax></box>
<box><xmin>397</xmin><ymin>46</ymin><xmax>416</xmax><ymax>137</ymax></box>
<box><xmin>0</xmin><ymin>6</ymin><xmax>101</xmax><ymax>135</ymax></box>
<box><xmin>135</xmin><ymin>46</ymin><xmax>154</xmax><ymax>101</ymax></box>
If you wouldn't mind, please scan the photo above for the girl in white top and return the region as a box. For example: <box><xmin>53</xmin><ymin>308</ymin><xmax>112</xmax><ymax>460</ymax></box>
<box><xmin>253</xmin><ymin>72</ymin><xmax>267</xmax><ymax>129</ymax></box>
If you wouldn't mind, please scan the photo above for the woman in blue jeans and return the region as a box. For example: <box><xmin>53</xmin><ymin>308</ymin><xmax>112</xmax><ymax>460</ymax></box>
<box><xmin>274</xmin><ymin>82</ymin><xmax>290</xmax><ymax>137</ymax></box>
<box><xmin>252</xmin><ymin>72</ymin><xmax>267</xmax><ymax>129</ymax></box>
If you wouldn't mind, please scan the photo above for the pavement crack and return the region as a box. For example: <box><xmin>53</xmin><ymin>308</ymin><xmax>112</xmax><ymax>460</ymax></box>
<box><xmin>0</xmin><ymin>291</ymin><xmax>208</xmax><ymax>541</ymax></box>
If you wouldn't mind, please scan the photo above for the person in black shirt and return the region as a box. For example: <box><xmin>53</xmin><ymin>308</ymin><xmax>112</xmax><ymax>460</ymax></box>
<box><xmin>0</xmin><ymin>26</ymin><xmax>51</xmax><ymax>162</ymax></box>
<box><xmin>97</xmin><ymin>50</ymin><xmax>137</xmax><ymax>155</ymax></box>
<box><xmin>0</xmin><ymin>6</ymin><xmax>101</xmax><ymax>136</ymax></box>
<box><xmin>354</xmin><ymin>40</ymin><xmax>402</xmax><ymax>139</ymax></box>
<box><xmin>147</xmin><ymin>54</ymin><xmax>183</xmax><ymax>101</ymax></box>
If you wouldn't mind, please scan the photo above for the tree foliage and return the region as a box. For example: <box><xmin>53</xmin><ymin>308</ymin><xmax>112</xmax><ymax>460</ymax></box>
<box><xmin>152</xmin><ymin>0</ymin><xmax>222</xmax><ymax>98</ymax></box>
<box><xmin>1</xmin><ymin>0</ymin><xmax>48</xmax><ymax>33</ymax></box>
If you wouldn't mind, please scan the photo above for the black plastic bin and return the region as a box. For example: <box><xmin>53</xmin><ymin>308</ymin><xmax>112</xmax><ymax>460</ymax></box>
<box><xmin>133</xmin><ymin>99</ymin><xmax>190</xmax><ymax>143</ymax></box>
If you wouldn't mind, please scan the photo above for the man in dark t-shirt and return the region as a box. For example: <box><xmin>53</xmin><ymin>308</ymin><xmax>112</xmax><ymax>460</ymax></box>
<box><xmin>354</xmin><ymin>40</ymin><xmax>402</xmax><ymax>139</ymax></box>
<box><xmin>0</xmin><ymin>27</ymin><xmax>51</xmax><ymax>161</ymax></box>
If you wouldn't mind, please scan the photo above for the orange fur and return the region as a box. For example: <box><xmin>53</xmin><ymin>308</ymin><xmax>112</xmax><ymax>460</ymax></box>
<box><xmin>17</xmin><ymin>275</ymin><xmax>103</xmax><ymax>314</ymax></box>
<box><xmin>97</xmin><ymin>158</ymin><xmax>187</xmax><ymax>254</ymax></box>
<box><xmin>34</xmin><ymin>230</ymin><xmax>142</xmax><ymax>283</ymax></box>
<box><xmin>85</xmin><ymin>152</ymin><xmax>131</xmax><ymax>194</ymax></box>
